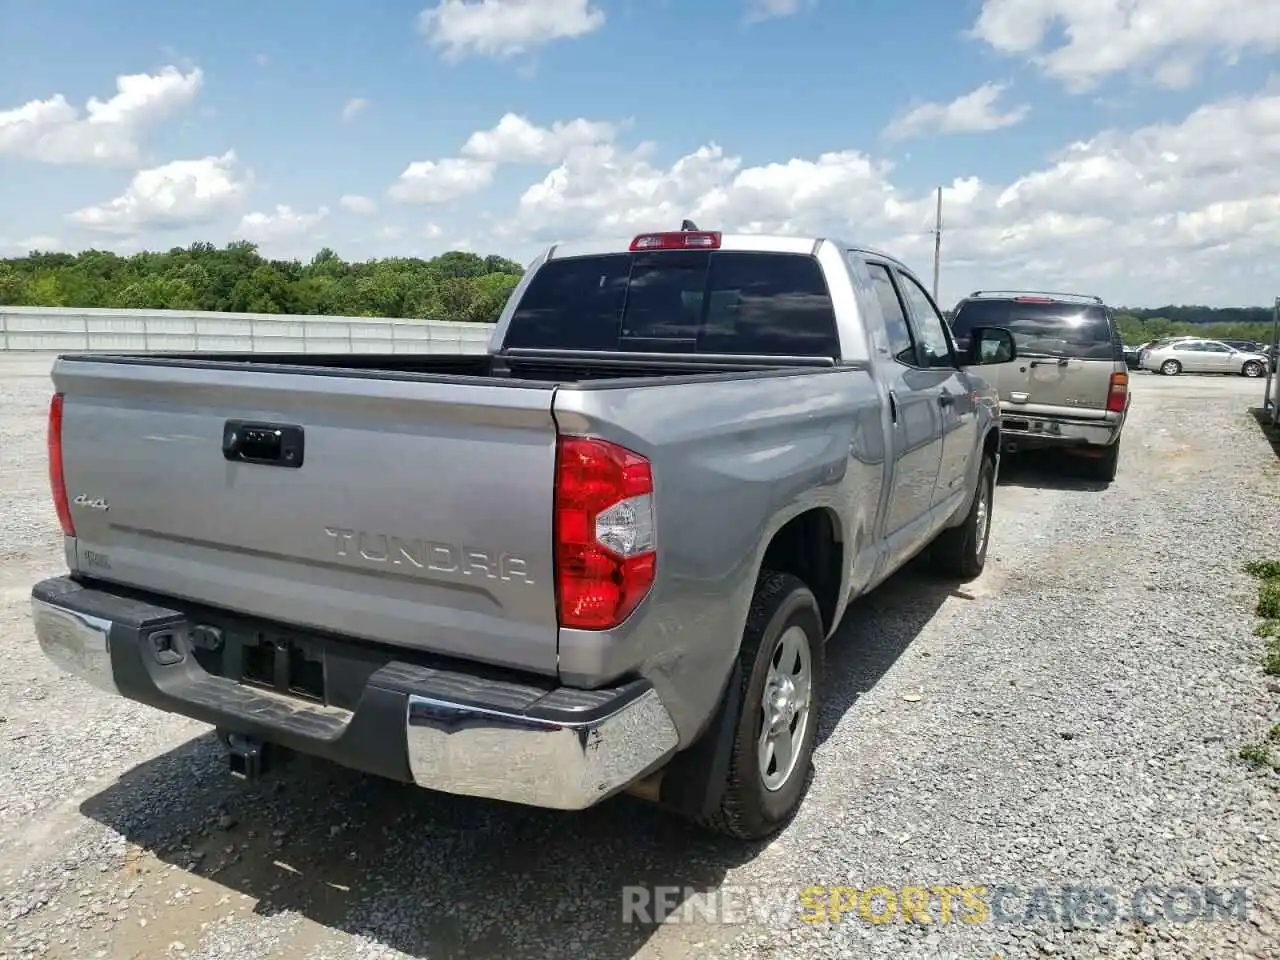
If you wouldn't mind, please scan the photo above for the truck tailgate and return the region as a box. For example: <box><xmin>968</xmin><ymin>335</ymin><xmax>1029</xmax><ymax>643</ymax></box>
<box><xmin>52</xmin><ymin>358</ymin><xmax>561</xmax><ymax>675</ymax></box>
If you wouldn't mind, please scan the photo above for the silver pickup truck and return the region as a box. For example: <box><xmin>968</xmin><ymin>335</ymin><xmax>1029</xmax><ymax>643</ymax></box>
<box><xmin>31</xmin><ymin>228</ymin><xmax>1015</xmax><ymax>839</ymax></box>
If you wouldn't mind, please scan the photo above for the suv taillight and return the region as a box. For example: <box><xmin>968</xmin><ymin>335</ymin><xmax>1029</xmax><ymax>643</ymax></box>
<box><xmin>1106</xmin><ymin>371</ymin><xmax>1128</xmax><ymax>413</ymax></box>
<box><xmin>554</xmin><ymin>436</ymin><xmax>656</xmax><ymax>630</ymax></box>
<box><xmin>48</xmin><ymin>393</ymin><xmax>75</xmax><ymax>536</ymax></box>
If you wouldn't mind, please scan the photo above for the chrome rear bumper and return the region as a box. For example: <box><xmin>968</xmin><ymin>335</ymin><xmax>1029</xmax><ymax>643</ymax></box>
<box><xmin>30</xmin><ymin>576</ymin><xmax>679</xmax><ymax>811</ymax></box>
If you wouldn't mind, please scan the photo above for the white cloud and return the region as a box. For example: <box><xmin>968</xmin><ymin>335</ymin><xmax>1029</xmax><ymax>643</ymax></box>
<box><xmin>238</xmin><ymin>205</ymin><xmax>330</xmax><ymax>243</ymax></box>
<box><xmin>417</xmin><ymin>0</ymin><xmax>605</xmax><ymax>59</ymax></box>
<box><xmin>744</xmin><ymin>0</ymin><xmax>814</xmax><ymax>23</ymax></box>
<box><xmin>0</xmin><ymin>65</ymin><xmax>203</xmax><ymax>166</ymax></box>
<box><xmin>883</xmin><ymin>82</ymin><xmax>1030</xmax><ymax>141</ymax></box>
<box><xmin>485</xmin><ymin>86</ymin><xmax>1280</xmax><ymax>304</ymax></box>
<box><xmin>388</xmin><ymin>114</ymin><xmax>622</xmax><ymax>209</ymax></box>
<box><xmin>69</xmin><ymin>151</ymin><xmax>250</xmax><ymax>233</ymax></box>
<box><xmin>388</xmin><ymin>157</ymin><xmax>495</xmax><ymax>203</ymax></box>
<box><xmin>339</xmin><ymin>194</ymin><xmax>378</xmax><ymax>215</ymax></box>
<box><xmin>342</xmin><ymin>97</ymin><xmax>369</xmax><ymax>121</ymax></box>
<box><xmin>461</xmin><ymin>112</ymin><xmax>619</xmax><ymax>163</ymax></box>
<box><xmin>0</xmin><ymin>235</ymin><xmax>61</xmax><ymax>252</ymax></box>
<box><xmin>970</xmin><ymin>0</ymin><xmax>1280</xmax><ymax>91</ymax></box>
<box><xmin>423</xmin><ymin>223</ymin><xmax>443</xmax><ymax>239</ymax></box>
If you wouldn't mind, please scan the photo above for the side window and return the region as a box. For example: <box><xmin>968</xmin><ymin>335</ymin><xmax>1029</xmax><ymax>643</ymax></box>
<box><xmin>1177</xmin><ymin>341</ymin><xmax>1202</xmax><ymax>352</ymax></box>
<box><xmin>895</xmin><ymin>271</ymin><xmax>955</xmax><ymax>368</ymax></box>
<box><xmin>864</xmin><ymin>262</ymin><xmax>918</xmax><ymax>366</ymax></box>
<box><xmin>1203</xmin><ymin>342</ymin><xmax>1230</xmax><ymax>353</ymax></box>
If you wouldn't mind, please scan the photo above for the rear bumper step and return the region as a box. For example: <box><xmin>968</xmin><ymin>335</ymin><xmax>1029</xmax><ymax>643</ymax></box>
<box><xmin>30</xmin><ymin>576</ymin><xmax>679</xmax><ymax>810</ymax></box>
<box><xmin>1000</xmin><ymin>412</ymin><xmax>1120</xmax><ymax>450</ymax></box>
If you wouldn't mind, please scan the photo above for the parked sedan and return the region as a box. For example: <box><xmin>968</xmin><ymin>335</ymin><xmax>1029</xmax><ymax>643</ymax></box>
<box><xmin>1140</xmin><ymin>338</ymin><xmax>1271</xmax><ymax>378</ymax></box>
<box><xmin>1135</xmin><ymin>336</ymin><xmax>1195</xmax><ymax>370</ymax></box>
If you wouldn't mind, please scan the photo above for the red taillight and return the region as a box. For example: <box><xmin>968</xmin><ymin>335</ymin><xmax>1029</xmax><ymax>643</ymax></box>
<box><xmin>1014</xmin><ymin>296</ymin><xmax>1054</xmax><ymax>303</ymax></box>
<box><xmin>1106</xmin><ymin>371</ymin><xmax>1128</xmax><ymax>413</ymax></box>
<box><xmin>629</xmin><ymin>231</ymin><xmax>721</xmax><ymax>251</ymax></box>
<box><xmin>48</xmin><ymin>393</ymin><xmax>75</xmax><ymax>537</ymax></box>
<box><xmin>554</xmin><ymin>436</ymin><xmax>656</xmax><ymax>630</ymax></box>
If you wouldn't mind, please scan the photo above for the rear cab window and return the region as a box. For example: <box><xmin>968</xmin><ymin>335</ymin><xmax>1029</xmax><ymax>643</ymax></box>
<box><xmin>503</xmin><ymin>250</ymin><xmax>841</xmax><ymax>358</ymax></box>
<box><xmin>949</xmin><ymin>299</ymin><xmax>1120</xmax><ymax>361</ymax></box>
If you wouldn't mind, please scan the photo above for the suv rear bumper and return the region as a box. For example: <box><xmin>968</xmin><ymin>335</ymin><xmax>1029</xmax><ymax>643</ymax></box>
<box><xmin>30</xmin><ymin>576</ymin><xmax>679</xmax><ymax>810</ymax></box>
<box><xmin>999</xmin><ymin>410</ymin><xmax>1121</xmax><ymax>451</ymax></box>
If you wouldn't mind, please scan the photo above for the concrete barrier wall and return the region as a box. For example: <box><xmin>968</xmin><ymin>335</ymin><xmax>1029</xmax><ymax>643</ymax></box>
<box><xmin>0</xmin><ymin>307</ymin><xmax>496</xmax><ymax>355</ymax></box>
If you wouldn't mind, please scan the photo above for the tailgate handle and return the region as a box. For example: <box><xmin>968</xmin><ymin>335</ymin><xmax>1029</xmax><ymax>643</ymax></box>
<box><xmin>223</xmin><ymin>421</ymin><xmax>305</xmax><ymax>468</ymax></box>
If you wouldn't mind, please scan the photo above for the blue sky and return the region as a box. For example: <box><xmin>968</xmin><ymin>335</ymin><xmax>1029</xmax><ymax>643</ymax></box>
<box><xmin>2</xmin><ymin>0</ymin><xmax>1279</xmax><ymax>307</ymax></box>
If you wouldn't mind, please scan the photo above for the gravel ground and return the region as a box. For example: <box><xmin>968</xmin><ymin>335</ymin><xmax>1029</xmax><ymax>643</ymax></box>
<box><xmin>1</xmin><ymin>352</ymin><xmax>1277</xmax><ymax>960</ymax></box>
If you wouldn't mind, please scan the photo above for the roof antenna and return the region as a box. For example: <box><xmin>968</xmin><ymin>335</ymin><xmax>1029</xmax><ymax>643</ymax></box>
<box><xmin>680</xmin><ymin>219</ymin><xmax>699</xmax><ymax>231</ymax></box>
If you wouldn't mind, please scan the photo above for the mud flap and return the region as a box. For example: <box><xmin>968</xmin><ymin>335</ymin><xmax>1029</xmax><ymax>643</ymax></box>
<box><xmin>657</xmin><ymin>661</ymin><xmax>744</xmax><ymax>819</ymax></box>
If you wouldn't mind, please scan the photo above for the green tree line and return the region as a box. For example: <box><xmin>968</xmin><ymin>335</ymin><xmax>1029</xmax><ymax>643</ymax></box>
<box><xmin>1112</xmin><ymin>310</ymin><xmax>1276</xmax><ymax>346</ymax></box>
<box><xmin>1</xmin><ymin>242</ymin><xmax>1276</xmax><ymax>340</ymax></box>
<box><xmin>0</xmin><ymin>242</ymin><xmax>525</xmax><ymax>324</ymax></box>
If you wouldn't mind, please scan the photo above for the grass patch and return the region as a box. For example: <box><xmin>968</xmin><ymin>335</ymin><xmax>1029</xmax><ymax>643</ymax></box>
<box><xmin>1260</xmin><ymin>581</ymin><xmax>1280</xmax><ymax>620</ymax></box>
<box><xmin>1241</xmin><ymin>563</ymin><xmax>1280</xmax><ymax>772</ymax></box>
<box><xmin>1264</xmin><ymin>642</ymin><xmax>1280</xmax><ymax>678</ymax></box>
<box><xmin>1245</xmin><ymin>558</ymin><xmax>1280</xmax><ymax>580</ymax></box>
<box><xmin>1245</xmin><ymin>559</ymin><xmax>1280</xmax><ymax>669</ymax></box>
<box><xmin>1239</xmin><ymin>742</ymin><xmax>1276</xmax><ymax>771</ymax></box>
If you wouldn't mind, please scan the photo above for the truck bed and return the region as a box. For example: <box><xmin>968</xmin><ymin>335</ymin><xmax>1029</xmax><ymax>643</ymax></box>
<box><xmin>68</xmin><ymin>348</ymin><xmax>833</xmax><ymax>383</ymax></box>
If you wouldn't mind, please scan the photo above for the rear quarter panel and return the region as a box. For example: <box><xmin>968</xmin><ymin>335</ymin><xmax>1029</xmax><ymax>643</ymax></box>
<box><xmin>552</xmin><ymin>367</ymin><xmax>885</xmax><ymax>745</ymax></box>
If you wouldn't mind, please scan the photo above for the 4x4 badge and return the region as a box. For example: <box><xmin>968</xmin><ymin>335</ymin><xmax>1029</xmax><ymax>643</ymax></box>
<box><xmin>72</xmin><ymin>495</ymin><xmax>110</xmax><ymax>512</ymax></box>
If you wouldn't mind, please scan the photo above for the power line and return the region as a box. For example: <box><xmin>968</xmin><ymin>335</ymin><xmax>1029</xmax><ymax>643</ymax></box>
<box><xmin>931</xmin><ymin>186</ymin><xmax>942</xmax><ymax>303</ymax></box>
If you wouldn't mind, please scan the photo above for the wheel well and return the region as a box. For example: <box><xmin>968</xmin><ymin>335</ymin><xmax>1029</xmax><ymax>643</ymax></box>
<box><xmin>760</xmin><ymin>508</ymin><xmax>842</xmax><ymax>636</ymax></box>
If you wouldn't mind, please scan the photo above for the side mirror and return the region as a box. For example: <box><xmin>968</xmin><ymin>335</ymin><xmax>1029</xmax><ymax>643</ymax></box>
<box><xmin>963</xmin><ymin>326</ymin><xmax>1017</xmax><ymax>365</ymax></box>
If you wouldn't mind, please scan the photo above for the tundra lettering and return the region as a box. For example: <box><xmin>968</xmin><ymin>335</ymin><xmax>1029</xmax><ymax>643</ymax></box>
<box><xmin>32</xmin><ymin>227</ymin><xmax>1012</xmax><ymax>842</ymax></box>
<box><xmin>323</xmin><ymin>526</ymin><xmax>534</xmax><ymax>583</ymax></box>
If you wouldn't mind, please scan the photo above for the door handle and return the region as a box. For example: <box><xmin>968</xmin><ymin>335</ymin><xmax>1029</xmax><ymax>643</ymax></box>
<box><xmin>937</xmin><ymin>393</ymin><xmax>954</xmax><ymax>407</ymax></box>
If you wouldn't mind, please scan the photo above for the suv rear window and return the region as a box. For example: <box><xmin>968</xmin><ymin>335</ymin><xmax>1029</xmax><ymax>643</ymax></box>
<box><xmin>950</xmin><ymin>299</ymin><xmax>1118</xmax><ymax>361</ymax></box>
<box><xmin>503</xmin><ymin>250</ymin><xmax>840</xmax><ymax>357</ymax></box>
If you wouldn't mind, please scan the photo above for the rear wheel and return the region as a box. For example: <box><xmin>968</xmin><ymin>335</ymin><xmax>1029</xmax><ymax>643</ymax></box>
<box><xmin>1243</xmin><ymin>360</ymin><xmax>1264</xmax><ymax>378</ymax></box>
<box><xmin>929</xmin><ymin>453</ymin><xmax>994</xmax><ymax>580</ymax></box>
<box><xmin>1160</xmin><ymin>359</ymin><xmax>1182</xmax><ymax>376</ymax></box>
<box><xmin>695</xmin><ymin>570</ymin><xmax>824</xmax><ymax>840</ymax></box>
<box><xmin>1084</xmin><ymin>440</ymin><xmax>1121</xmax><ymax>483</ymax></box>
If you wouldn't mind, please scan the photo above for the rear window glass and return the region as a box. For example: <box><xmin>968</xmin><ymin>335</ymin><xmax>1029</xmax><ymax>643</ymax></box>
<box><xmin>950</xmin><ymin>299</ymin><xmax>1118</xmax><ymax>361</ymax></box>
<box><xmin>503</xmin><ymin>250</ymin><xmax>840</xmax><ymax>357</ymax></box>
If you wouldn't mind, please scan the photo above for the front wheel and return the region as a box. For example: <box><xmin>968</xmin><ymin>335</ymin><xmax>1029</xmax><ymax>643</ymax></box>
<box><xmin>695</xmin><ymin>570</ymin><xmax>824</xmax><ymax>840</ymax></box>
<box><xmin>929</xmin><ymin>453</ymin><xmax>994</xmax><ymax>580</ymax></box>
<box><xmin>1242</xmin><ymin>360</ymin><xmax>1264</xmax><ymax>378</ymax></box>
<box><xmin>1160</xmin><ymin>359</ymin><xmax>1182</xmax><ymax>376</ymax></box>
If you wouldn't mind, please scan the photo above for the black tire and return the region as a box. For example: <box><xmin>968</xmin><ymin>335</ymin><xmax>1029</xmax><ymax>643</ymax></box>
<box><xmin>695</xmin><ymin>570</ymin><xmax>824</xmax><ymax>840</ymax></box>
<box><xmin>1084</xmin><ymin>440</ymin><xmax>1121</xmax><ymax>483</ymax></box>
<box><xmin>1242</xmin><ymin>360</ymin><xmax>1264</xmax><ymax>378</ymax></box>
<box><xmin>929</xmin><ymin>454</ymin><xmax>994</xmax><ymax>580</ymax></box>
<box><xmin>1160</xmin><ymin>359</ymin><xmax>1181</xmax><ymax>376</ymax></box>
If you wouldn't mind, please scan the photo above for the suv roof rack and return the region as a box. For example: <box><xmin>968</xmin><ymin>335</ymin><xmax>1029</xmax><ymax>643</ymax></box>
<box><xmin>967</xmin><ymin>289</ymin><xmax>1105</xmax><ymax>305</ymax></box>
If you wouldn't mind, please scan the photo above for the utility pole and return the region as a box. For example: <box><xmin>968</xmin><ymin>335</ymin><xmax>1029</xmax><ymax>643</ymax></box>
<box><xmin>931</xmin><ymin>186</ymin><xmax>942</xmax><ymax>303</ymax></box>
